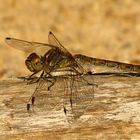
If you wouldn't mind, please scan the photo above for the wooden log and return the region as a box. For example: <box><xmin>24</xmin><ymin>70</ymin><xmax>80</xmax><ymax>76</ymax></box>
<box><xmin>0</xmin><ymin>74</ymin><xmax>140</xmax><ymax>139</ymax></box>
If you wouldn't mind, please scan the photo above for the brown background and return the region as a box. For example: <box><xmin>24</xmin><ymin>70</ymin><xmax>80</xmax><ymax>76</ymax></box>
<box><xmin>0</xmin><ymin>0</ymin><xmax>140</xmax><ymax>78</ymax></box>
<box><xmin>0</xmin><ymin>1</ymin><xmax>140</xmax><ymax>139</ymax></box>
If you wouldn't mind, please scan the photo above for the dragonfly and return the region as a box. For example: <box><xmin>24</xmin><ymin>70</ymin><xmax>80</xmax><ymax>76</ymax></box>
<box><xmin>5</xmin><ymin>32</ymin><xmax>95</xmax><ymax>120</ymax></box>
<box><xmin>6</xmin><ymin>32</ymin><xmax>140</xmax><ymax>77</ymax></box>
<box><xmin>5</xmin><ymin>32</ymin><xmax>140</xmax><ymax>119</ymax></box>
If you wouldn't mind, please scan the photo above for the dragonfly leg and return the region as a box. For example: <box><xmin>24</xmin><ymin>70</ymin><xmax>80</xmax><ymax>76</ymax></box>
<box><xmin>28</xmin><ymin>71</ymin><xmax>39</xmax><ymax>79</ymax></box>
<box><xmin>71</xmin><ymin>66</ymin><xmax>82</xmax><ymax>75</ymax></box>
<box><xmin>71</xmin><ymin>66</ymin><xmax>95</xmax><ymax>85</ymax></box>
<box><xmin>71</xmin><ymin>65</ymin><xmax>98</xmax><ymax>86</ymax></box>
<box><xmin>35</xmin><ymin>71</ymin><xmax>44</xmax><ymax>82</ymax></box>
<box><xmin>27</xmin><ymin>71</ymin><xmax>44</xmax><ymax>84</ymax></box>
<box><xmin>47</xmin><ymin>77</ymin><xmax>56</xmax><ymax>91</ymax></box>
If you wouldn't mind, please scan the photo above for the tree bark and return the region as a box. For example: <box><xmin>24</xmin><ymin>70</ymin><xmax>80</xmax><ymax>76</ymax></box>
<box><xmin>0</xmin><ymin>74</ymin><xmax>140</xmax><ymax>140</ymax></box>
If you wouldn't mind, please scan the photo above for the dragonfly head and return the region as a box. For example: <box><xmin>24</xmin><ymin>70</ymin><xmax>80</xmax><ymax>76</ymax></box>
<box><xmin>25</xmin><ymin>53</ymin><xmax>43</xmax><ymax>72</ymax></box>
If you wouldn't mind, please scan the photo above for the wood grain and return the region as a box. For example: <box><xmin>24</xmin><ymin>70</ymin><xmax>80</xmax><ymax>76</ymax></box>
<box><xmin>0</xmin><ymin>74</ymin><xmax>140</xmax><ymax>140</ymax></box>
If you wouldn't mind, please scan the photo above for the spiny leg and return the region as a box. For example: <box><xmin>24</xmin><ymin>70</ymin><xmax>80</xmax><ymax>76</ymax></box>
<box><xmin>27</xmin><ymin>71</ymin><xmax>44</xmax><ymax>85</ymax></box>
<box><xmin>71</xmin><ymin>66</ymin><xmax>97</xmax><ymax>86</ymax></box>
<box><xmin>28</xmin><ymin>71</ymin><xmax>39</xmax><ymax>79</ymax></box>
<box><xmin>47</xmin><ymin>78</ymin><xmax>56</xmax><ymax>91</ymax></box>
<box><xmin>43</xmin><ymin>73</ymin><xmax>56</xmax><ymax>91</ymax></box>
<box><xmin>18</xmin><ymin>71</ymin><xmax>39</xmax><ymax>83</ymax></box>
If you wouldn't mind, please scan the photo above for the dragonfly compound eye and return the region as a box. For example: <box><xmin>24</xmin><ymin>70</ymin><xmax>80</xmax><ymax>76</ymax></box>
<box><xmin>25</xmin><ymin>53</ymin><xmax>43</xmax><ymax>72</ymax></box>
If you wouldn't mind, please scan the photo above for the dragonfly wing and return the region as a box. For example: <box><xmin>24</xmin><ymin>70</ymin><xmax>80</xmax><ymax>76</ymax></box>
<box><xmin>27</xmin><ymin>73</ymin><xmax>95</xmax><ymax>122</ymax></box>
<box><xmin>5</xmin><ymin>37</ymin><xmax>56</xmax><ymax>55</ymax></box>
<box><xmin>48</xmin><ymin>31</ymin><xmax>71</xmax><ymax>55</ymax></box>
<box><xmin>29</xmin><ymin>77</ymin><xmax>65</xmax><ymax>113</ymax></box>
<box><xmin>63</xmin><ymin>74</ymin><xmax>95</xmax><ymax>122</ymax></box>
<box><xmin>5</xmin><ymin>32</ymin><xmax>70</xmax><ymax>55</ymax></box>
<box><xmin>28</xmin><ymin>78</ymin><xmax>49</xmax><ymax>111</ymax></box>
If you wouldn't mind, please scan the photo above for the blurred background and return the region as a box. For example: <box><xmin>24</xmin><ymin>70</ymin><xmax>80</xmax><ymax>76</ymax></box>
<box><xmin>0</xmin><ymin>0</ymin><xmax>140</xmax><ymax>79</ymax></box>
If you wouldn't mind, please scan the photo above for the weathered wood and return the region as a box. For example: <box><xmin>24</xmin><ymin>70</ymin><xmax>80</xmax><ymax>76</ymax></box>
<box><xmin>0</xmin><ymin>74</ymin><xmax>140</xmax><ymax>140</ymax></box>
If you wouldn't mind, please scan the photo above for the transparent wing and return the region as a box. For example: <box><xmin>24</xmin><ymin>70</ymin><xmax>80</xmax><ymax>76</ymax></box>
<box><xmin>27</xmin><ymin>74</ymin><xmax>95</xmax><ymax>122</ymax></box>
<box><xmin>28</xmin><ymin>76</ymin><xmax>65</xmax><ymax>113</ymax></box>
<box><xmin>48</xmin><ymin>31</ymin><xmax>71</xmax><ymax>56</ymax></box>
<box><xmin>63</xmin><ymin>74</ymin><xmax>95</xmax><ymax>122</ymax></box>
<box><xmin>5</xmin><ymin>37</ymin><xmax>57</xmax><ymax>55</ymax></box>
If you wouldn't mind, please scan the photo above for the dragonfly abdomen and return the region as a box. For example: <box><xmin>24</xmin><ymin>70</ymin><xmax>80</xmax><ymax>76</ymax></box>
<box><xmin>74</xmin><ymin>54</ymin><xmax>140</xmax><ymax>73</ymax></box>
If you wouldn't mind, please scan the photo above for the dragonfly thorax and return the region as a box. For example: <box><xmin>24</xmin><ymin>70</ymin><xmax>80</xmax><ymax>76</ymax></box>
<box><xmin>25</xmin><ymin>53</ymin><xmax>43</xmax><ymax>72</ymax></box>
<box><xmin>43</xmin><ymin>49</ymin><xmax>75</xmax><ymax>74</ymax></box>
